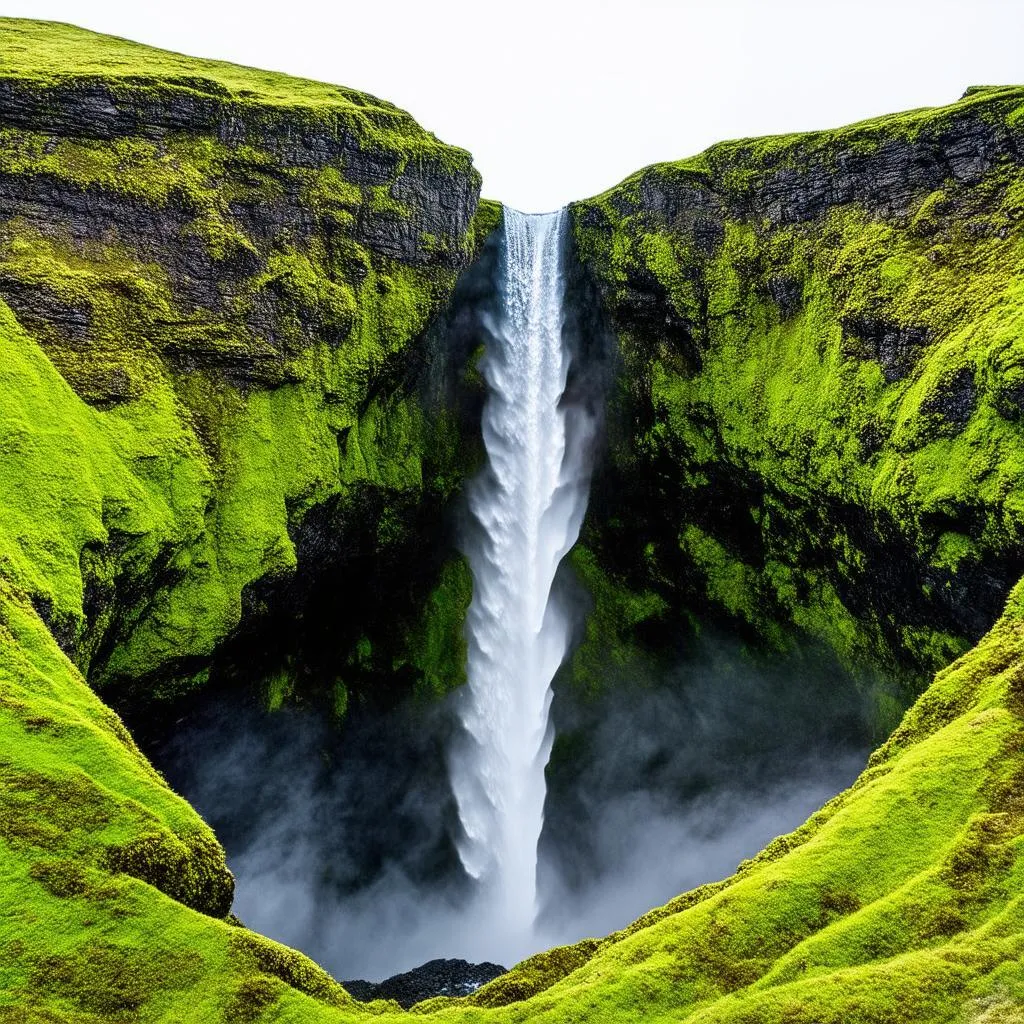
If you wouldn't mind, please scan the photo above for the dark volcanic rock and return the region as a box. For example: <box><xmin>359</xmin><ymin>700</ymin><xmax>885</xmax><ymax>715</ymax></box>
<box><xmin>344</xmin><ymin>959</ymin><xmax>507</xmax><ymax>1009</ymax></box>
<box><xmin>767</xmin><ymin>274</ymin><xmax>804</xmax><ymax>319</ymax></box>
<box><xmin>840</xmin><ymin>314</ymin><xmax>932</xmax><ymax>382</ymax></box>
<box><xmin>921</xmin><ymin>364</ymin><xmax>979</xmax><ymax>429</ymax></box>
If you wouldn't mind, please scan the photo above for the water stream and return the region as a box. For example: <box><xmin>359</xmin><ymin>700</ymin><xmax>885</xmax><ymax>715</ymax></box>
<box><xmin>449</xmin><ymin>207</ymin><xmax>595</xmax><ymax>960</ymax></box>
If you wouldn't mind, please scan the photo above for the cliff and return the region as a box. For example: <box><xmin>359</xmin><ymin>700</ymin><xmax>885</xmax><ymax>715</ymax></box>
<box><xmin>569</xmin><ymin>86</ymin><xmax>1024</xmax><ymax>725</ymax></box>
<box><xmin>0</xmin><ymin>18</ymin><xmax>487</xmax><ymax>717</ymax></box>
<box><xmin>460</xmin><ymin>86</ymin><xmax>1024</xmax><ymax>1023</ymax></box>
<box><xmin>0</xmin><ymin>17</ymin><xmax>484</xmax><ymax>1019</ymax></box>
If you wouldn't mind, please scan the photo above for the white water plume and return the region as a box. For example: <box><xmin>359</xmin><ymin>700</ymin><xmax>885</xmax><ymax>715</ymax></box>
<box><xmin>449</xmin><ymin>206</ymin><xmax>595</xmax><ymax>961</ymax></box>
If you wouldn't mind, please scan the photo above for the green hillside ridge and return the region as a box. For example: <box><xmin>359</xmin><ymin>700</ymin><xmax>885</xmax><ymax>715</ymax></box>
<box><xmin>1</xmin><ymin>17</ymin><xmax>1024</xmax><ymax>1023</ymax></box>
<box><xmin>0</xmin><ymin>18</ymin><xmax>463</xmax><ymax>161</ymax></box>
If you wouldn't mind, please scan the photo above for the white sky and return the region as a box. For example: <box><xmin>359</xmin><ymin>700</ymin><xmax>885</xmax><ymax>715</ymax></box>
<box><xmin>3</xmin><ymin>0</ymin><xmax>1023</xmax><ymax>211</ymax></box>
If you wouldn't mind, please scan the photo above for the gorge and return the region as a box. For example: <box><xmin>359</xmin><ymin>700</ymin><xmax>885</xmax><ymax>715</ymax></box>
<box><xmin>2</xmin><ymin>16</ymin><xmax>1024</xmax><ymax>1024</ymax></box>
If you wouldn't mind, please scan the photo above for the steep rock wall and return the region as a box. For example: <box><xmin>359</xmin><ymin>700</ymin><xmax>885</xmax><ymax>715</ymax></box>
<box><xmin>570</xmin><ymin>86</ymin><xmax>1024</xmax><ymax>712</ymax></box>
<box><xmin>0</xmin><ymin>19</ymin><xmax>486</xmax><ymax>715</ymax></box>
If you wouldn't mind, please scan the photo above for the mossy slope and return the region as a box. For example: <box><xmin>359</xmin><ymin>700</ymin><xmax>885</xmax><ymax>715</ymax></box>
<box><xmin>9</xmin><ymin>553</ymin><xmax>1020</xmax><ymax>1021</ymax></box>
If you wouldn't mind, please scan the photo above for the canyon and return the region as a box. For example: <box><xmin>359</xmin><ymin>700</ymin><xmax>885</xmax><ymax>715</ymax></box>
<box><xmin>1</xmin><ymin>17</ymin><xmax>1023</xmax><ymax>1024</ymax></box>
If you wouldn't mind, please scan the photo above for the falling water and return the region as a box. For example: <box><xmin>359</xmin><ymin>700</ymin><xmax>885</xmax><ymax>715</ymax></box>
<box><xmin>450</xmin><ymin>207</ymin><xmax>595</xmax><ymax>960</ymax></box>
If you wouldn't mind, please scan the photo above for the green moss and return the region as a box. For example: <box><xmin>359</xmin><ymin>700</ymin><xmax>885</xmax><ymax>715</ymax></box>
<box><xmin>228</xmin><ymin>931</ymin><xmax>354</xmax><ymax>1008</ymax></box>
<box><xmin>572</xmin><ymin>87</ymin><xmax>1024</xmax><ymax>695</ymax></box>
<box><xmin>331</xmin><ymin>681</ymin><xmax>349</xmax><ymax>720</ymax></box>
<box><xmin>470</xmin><ymin>198</ymin><xmax>504</xmax><ymax>255</ymax></box>
<box><xmin>567</xmin><ymin>544</ymin><xmax>669</xmax><ymax>694</ymax></box>
<box><xmin>264</xmin><ymin>667</ymin><xmax>295</xmax><ymax>712</ymax></box>
<box><xmin>407</xmin><ymin>556</ymin><xmax>473</xmax><ymax>700</ymax></box>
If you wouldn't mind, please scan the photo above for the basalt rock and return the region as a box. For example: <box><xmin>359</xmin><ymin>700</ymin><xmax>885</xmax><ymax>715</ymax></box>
<box><xmin>840</xmin><ymin>314</ymin><xmax>932</xmax><ymax>382</ymax></box>
<box><xmin>344</xmin><ymin>959</ymin><xmax>507</xmax><ymax>1009</ymax></box>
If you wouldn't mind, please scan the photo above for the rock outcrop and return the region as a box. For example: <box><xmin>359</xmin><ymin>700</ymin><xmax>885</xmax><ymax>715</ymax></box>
<box><xmin>570</xmin><ymin>85</ymin><xmax>1024</xmax><ymax>716</ymax></box>
<box><xmin>344</xmin><ymin>959</ymin><xmax>506</xmax><ymax>1008</ymax></box>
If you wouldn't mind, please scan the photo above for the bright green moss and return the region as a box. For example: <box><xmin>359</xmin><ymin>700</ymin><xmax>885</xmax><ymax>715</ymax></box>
<box><xmin>470</xmin><ymin>198</ymin><xmax>504</xmax><ymax>255</ymax></box>
<box><xmin>406</xmin><ymin>557</ymin><xmax>473</xmax><ymax>701</ymax></box>
<box><xmin>572</xmin><ymin>88</ymin><xmax>1024</xmax><ymax>692</ymax></box>
<box><xmin>0</xmin><ymin>129</ymin><xmax>246</xmax><ymax>214</ymax></box>
<box><xmin>299</xmin><ymin>166</ymin><xmax>364</xmax><ymax>220</ymax></box>
<box><xmin>0</xmin><ymin>581</ymin><xmax>233</xmax><ymax>919</ymax></box>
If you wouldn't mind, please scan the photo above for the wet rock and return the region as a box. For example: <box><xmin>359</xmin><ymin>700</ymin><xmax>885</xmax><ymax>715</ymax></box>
<box><xmin>768</xmin><ymin>275</ymin><xmax>803</xmax><ymax>319</ymax></box>
<box><xmin>994</xmin><ymin>377</ymin><xmax>1024</xmax><ymax>421</ymax></box>
<box><xmin>618</xmin><ymin>262</ymin><xmax>701</xmax><ymax>371</ymax></box>
<box><xmin>840</xmin><ymin>314</ymin><xmax>932</xmax><ymax>382</ymax></box>
<box><xmin>344</xmin><ymin>958</ymin><xmax>507</xmax><ymax>1009</ymax></box>
<box><xmin>921</xmin><ymin>364</ymin><xmax>978</xmax><ymax>429</ymax></box>
<box><xmin>0</xmin><ymin>277</ymin><xmax>93</xmax><ymax>342</ymax></box>
<box><xmin>0</xmin><ymin>77</ymin><xmax>479</xmax><ymax>406</ymax></box>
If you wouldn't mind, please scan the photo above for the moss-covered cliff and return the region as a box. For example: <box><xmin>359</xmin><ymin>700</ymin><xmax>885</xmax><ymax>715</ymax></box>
<box><xmin>570</xmin><ymin>86</ymin><xmax>1024</xmax><ymax>724</ymax></box>
<box><xmin>0</xmin><ymin>18</ymin><xmax>487</xmax><ymax>716</ymax></box>
<box><xmin>451</xmin><ymin>88</ymin><xmax>1024</xmax><ymax>1022</ymax></box>
<box><xmin>0</xmin><ymin>17</ymin><xmax>485</xmax><ymax>1020</ymax></box>
<box><xmin>3</xmin><ymin>16</ymin><xmax>1024</xmax><ymax>1023</ymax></box>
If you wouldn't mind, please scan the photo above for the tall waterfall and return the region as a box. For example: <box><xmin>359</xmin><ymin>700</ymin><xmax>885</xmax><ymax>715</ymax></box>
<box><xmin>450</xmin><ymin>207</ymin><xmax>595</xmax><ymax>959</ymax></box>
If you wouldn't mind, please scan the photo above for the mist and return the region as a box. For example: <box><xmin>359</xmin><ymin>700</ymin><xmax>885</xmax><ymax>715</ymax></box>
<box><xmin>152</xmin><ymin>625</ymin><xmax>880</xmax><ymax>982</ymax></box>
<box><xmin>157</xmin><ymin>698</ymin><xmax>478</xmax><ymax>979</ymax></box>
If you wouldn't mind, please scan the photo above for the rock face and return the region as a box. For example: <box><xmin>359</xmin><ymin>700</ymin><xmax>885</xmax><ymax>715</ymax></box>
<box><xmin>0</xmin><ymin>19</ymin><xmax>488</xmax><ymax>716</ymax></box>
<box><xmin>570</xmin><ymin>85</ymin><xmax>1024</xmax><ymax>708</ymax></box>
<box><xmin>344</xmin><ymin>959</ymin><xmax>507</xmax><ymax>1008</ymax></box>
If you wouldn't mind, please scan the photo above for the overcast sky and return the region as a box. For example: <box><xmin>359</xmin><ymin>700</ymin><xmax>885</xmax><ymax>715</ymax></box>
<box><xmin>4</xmin><ymin>0</ymin><xmax>1023</xmax><ymax>211</ymax></box>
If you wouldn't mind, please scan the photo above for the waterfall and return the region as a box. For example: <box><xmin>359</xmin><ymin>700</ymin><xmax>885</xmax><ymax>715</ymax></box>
<box><xmin>450</xmin><ymin>207</ymin><xmax>595</xmax><ymax>960</ymax></box>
